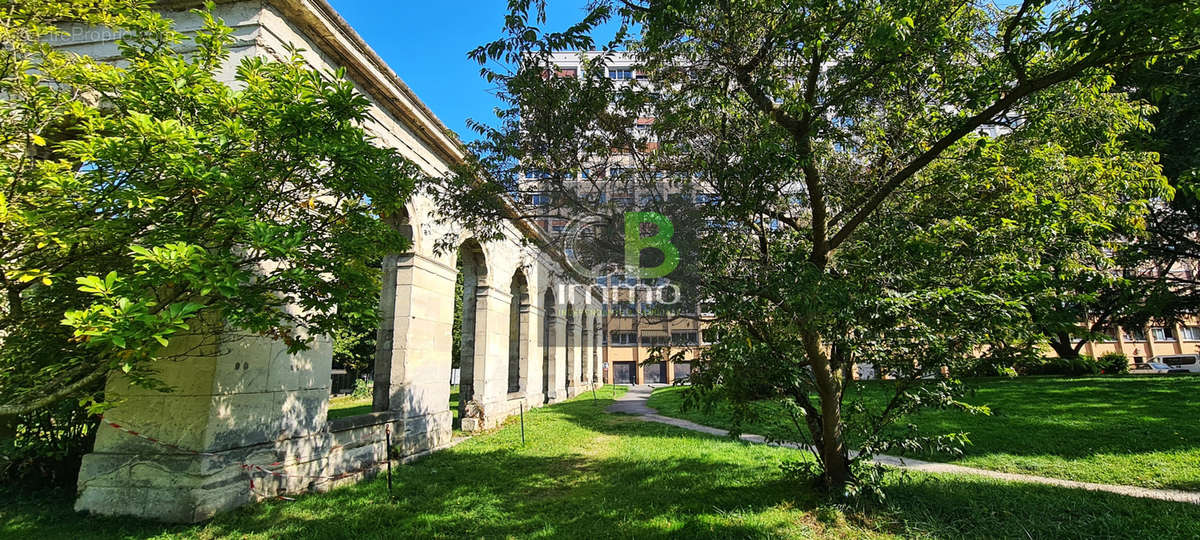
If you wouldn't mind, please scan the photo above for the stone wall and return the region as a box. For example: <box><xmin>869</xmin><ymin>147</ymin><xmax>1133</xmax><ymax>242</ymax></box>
<box><xmin>71</xmin><ymin>0</ymin><xmax>606</xmax><ymax>523</ymax></box>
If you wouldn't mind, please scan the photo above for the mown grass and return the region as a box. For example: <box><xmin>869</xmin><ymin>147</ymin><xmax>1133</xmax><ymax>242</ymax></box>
<box><xmin>4</xmin><ymin>386</ymin><xmax>1200</xmax><ymax>539</ymax></box>
<box><xmin>326</xmin><ymin>394</ymin><xmax>373</xmax><ymax>419</ymax></box>
<box><xmin>648</xmin><ymin>375</ymin><xmax>1200</xmax><ymax>490</ymax></box>
<box><xmin>328</xmin><ymin>386</ymin><xmax>459</xmax><ymax>421</ymax></box>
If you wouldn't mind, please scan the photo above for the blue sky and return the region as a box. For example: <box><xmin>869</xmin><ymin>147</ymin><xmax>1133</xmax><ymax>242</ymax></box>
<box><xmin>327</xmin><ymin>1</ymin><xmax>622</xmax><ymax>143</ymax></box>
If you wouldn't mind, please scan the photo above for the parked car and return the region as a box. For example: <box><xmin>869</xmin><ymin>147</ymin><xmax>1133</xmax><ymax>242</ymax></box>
<box><xmin>1131</xmin><ymin>362</ymin><xmax>1190</xmax><ymax>375</ymax></box>
<box><xmin>1149</xmin><ymin>354</ymin><xmax>1200</xmax><ymax>373</ymax></box>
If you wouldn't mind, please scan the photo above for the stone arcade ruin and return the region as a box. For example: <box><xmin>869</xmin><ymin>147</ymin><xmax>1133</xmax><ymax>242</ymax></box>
<box><xmin>67</xmin><ymin>0</ymin><xmax>606</xmax><ymax>522</ymax></box>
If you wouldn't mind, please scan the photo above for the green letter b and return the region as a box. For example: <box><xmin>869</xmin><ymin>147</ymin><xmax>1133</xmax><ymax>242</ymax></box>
<box><xmin>625</xmin><ymin>212</ymin><xmax>679</xmax><ymax>279</ymax></box>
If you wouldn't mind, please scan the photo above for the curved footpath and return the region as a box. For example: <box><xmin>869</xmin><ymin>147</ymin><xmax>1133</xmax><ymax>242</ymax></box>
<box><xmin>607</xmin><ymin>385</ymin><xmax>1200</xmax><ymax>505</ymax></box>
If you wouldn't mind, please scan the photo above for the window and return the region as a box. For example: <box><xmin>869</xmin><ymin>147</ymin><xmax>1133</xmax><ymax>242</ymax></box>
<box><xmin>1151</xmin><ymin>326</ymin><xmax>1176</xmax><ymax>342</ymax></box>
<box><xmin>608</xmin><ymin>167</ymin><xmax>627</xmax><ymax>177</ymax></box>
<box><xmin>610</xmin><ymin>332</ymin><xmax>637</xmax><ymax>346</ymax></box>
<box><xmin>609</xmin><ymin>68</ymin><xmax>633</xmax><ymax>80</ymax></box>
<box><xmin>1182</xmin><ymin>326</ymin><xmax>1200</xmax><ymax>341</ymax></box>
<box><xmin>1162</xmin><ymin>355</ymin><xmax>1198</xmax><ymax>366</ymax></box>
<box><xmin>640</xmin><ymin>335</ymin><xmax>670</xmax><ymax>346</ymax></box>
<box><xmin>1123</xmin><ymin>327</ymin><xmax>1146</xmax><ymax>342</ymax></box>
<box><xmin>672</xmin><ymin>332</ymin><xmax>698</xmax><ymax>346</ymax></box>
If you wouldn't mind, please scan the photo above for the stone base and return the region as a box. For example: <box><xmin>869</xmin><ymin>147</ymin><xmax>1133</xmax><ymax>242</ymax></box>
<box><xmin>544</xmin><ymin>386</ymin><xmax>568</xmax><ymax>404</ymax></box>
<box><xmin>76</xmin><ymin>409</ymin><xmax>452</xmax><ymax>523</ymax></box>
<box><xmin>75</xmin><ymin>442</ymin><xmax>295</xmax><ymax>523</ymax></box>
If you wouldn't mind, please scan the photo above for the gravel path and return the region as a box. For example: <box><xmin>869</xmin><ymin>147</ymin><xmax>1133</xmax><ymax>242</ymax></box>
<box><xmin>607</xmin><ymin>385</ymin><xmax>1200</xmax><ymax>505</ymax></box>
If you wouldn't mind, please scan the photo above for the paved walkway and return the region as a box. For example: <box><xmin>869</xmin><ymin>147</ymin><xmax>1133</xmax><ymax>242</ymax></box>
<box><xmin>607</xmin><ymin>385</ymin><xmax>1200</xmax><ymax>505</ymax></box>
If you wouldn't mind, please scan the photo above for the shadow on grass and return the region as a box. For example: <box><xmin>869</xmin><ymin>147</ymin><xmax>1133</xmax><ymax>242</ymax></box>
<box><xmin>882</xmin><ymin>472</ymin><xmax>1200</xmax><ymax>539</ymax></box>
<box><xmin>653</xmin><ymin>377</ymin><xmax>1200</xmax><ymax>460</ymax></box>
<box><xmin>7</xmin><ymin>393</ymin><xmax>1200</xmax><ymax>539</ymax></box>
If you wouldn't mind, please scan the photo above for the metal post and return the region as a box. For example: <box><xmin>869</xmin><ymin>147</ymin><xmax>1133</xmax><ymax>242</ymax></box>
<box><xmin>385</xmin><ymin>424</ymin><xmax>393</xmax><ymax>497</ymax></box>
<box><xmin>519</xmin><ymin>402</ymin><xmax>526</xmax><ymax>445</ymax></box>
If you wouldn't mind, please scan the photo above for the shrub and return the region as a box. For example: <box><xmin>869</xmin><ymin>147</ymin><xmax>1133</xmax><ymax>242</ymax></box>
<box><xmin>351</xmin><ymin>378</ymin><xmax>374</xmax><ymax>400</ymax></box>
<box><xmin>1099</xmin><ymin>352</ymin><xmax>1131</xmax><ymax>374</ymax></box>
<box><xmin>1016</xmin><ymin>355</ymin><xmax>1102</xmax><ymax>376</ymax></box>
<box><xmin>1</xmin><ymin>399</ymin><xmax>98</xmax><ymax>489</ymax></box>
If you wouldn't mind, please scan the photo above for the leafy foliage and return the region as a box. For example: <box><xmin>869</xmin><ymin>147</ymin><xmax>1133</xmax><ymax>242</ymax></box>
<box><xmin>1116</xmin><ymin>55</ymin><xmax>1200</xmax><ymax>321</ymax></box>
<box><xmin>0</xmin><ymin>398</ymin><xmax>96</xmax><ymax>488</ymax></box>
<box><xmin>459</xmin><ymin>0</ymin><xmax>1200</xmax><ymax>496</ymax></box>
<box><xmin>1099</xmin><ymin>352</ymin><xmax>1131</xmax><ymax>375</ymax></box>
<box><xmin>0</xmin><ymin>1</ymin><xmax>418</xmax><ymax>419</ymax></box>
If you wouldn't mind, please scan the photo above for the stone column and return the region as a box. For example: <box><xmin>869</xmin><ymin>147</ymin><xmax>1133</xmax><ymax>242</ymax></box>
<box><xmin>517</xmin><ymin>298</ymin><xmax>532</xmax><ymax>395</ymax></box>
<box><xmin>523</xmin><ymin>304</ymin><xmax>543</xmax><ymax>404</ymax></box>
<box><xmin>460</xmin><ymin>285</ymin><xmax>512</xmax><ymax>431</ymax></box>
<box><xmin>548</xmin><ymin>309</ymin><xmax>568</xmax><ymax>402</ymax></box>
<box><xmin>75</xmin><ymin>324</ymin><xmax>333</xmax><ymax>522</ymax></box>
<box><xmin>566</xmin><ymin>309</ymin><xmax>584</xmax><ymax>397</ymax></box>
<box><xmin>593</xmin><ymin>321</ymin><xmax>604</xmax><ymax>387</ymax></box>
<box><xmin>580</xmin><ymin>321</ymin><xmax>593</xmax><ymax>389</ymax></box>
<box><xmin>372</xmin><ymin>253</ymin><xmax>455</xmax><ymax>453</ymax></box>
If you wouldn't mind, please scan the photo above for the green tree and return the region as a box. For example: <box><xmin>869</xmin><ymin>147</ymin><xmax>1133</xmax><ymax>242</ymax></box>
<box><xmin>455</xmin><ymin>0</ymin><xmax>1200</xmax><ymax>495</ymax></box>
<box><xmin>986</xmin><ymin>80</ymin><xmax>1167</xmax><ymax>361</ymax></box>
<box><xmin>0</xmin><ymin>1</ymin><xmax>417</xmax><ymax>421</ymax></box>
<box><xmin>1116</xmin><ymin>56</ymin><xmax>1200</xmax><ymax>319</ymax></box>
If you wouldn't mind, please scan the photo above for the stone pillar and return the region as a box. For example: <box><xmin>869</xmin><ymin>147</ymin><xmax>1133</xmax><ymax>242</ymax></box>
<box><xmin>523</xmin><ymin>304</ymin><xmax>543</xmax><ymax>404</ymax></box>
<box><xmin>549</xmin><ymin>309</ymin><xmax>568</xmax><ymax>402</ymax></box>
<box><xmin>580</xmin><ymin>322</ymin><xmax>593</xmax><ymax>389</ymax></box>
<box><xmin>372</xmin><ymin>253</ymin><xmax>455</xmax><ymax>454</ymax></box>
<box><xmin>593</xmin><ymin>321</ymin><xmax>605</xmax><ymax>387</ymax></box>
<box><xmin>460</xmin><ymin>285</ymin><xmax>512</xmax><ymax>431</ymax></box>
<box><xmin>75</xmin><ymin>325</ymin><xmax>333</xmax><ymax>522</ymax></box>
<box><xmin>517</xmin><ymin>297</ymin><xmax>532</xmax><ymax>394</ymax></box>
<box><xmin>566</xmin><ymin>309</ymin><xmax>584</xmax><ymax>397</ymax></box>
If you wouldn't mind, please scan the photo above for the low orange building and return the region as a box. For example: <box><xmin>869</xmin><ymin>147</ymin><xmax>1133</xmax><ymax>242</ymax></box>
<box><xmin>1049</xmin><ymin>320</ymin><xmax>1200</xmax><ymax>363</ymax></box>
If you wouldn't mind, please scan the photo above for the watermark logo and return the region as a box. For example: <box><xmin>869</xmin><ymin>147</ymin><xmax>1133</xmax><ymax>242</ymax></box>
<box><xmin>561</xmin><ymin>211</ymin><xmax>682</xmax><ymax>304</ymax></box>
<box><xmin>624</xmin><ymin>212</ymin><xmax>679</xmax><ymax>279</ymax></box>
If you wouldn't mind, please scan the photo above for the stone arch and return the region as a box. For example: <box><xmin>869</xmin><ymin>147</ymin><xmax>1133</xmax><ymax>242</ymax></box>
<box><xmin>385</xmin><ymin>203</ymin><xmax>419</xmax><ymax>247</ymax></box>
<box><xmin>454</xmin><ymin>238</ymin><xmax>489</xmax><ymax>424</ymax></box>
<box><xmin>507</xmin><ymin>268</ymin><xmax>530</xmax><ymax>394</ymax></box>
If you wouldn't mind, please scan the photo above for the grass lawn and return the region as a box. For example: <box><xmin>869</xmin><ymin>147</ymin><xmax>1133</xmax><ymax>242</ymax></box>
<box><xmin>5</xmin><ymin>387</ymin><xmax>1200</xmax><ymax>539</ymax></box>
<box><xmin>648</xmin><ymin>375</ymin><xmax>1200</xmax><ymax>490</ymax></box>
<box><xmin>328</xmin><ymin>386</ymin><xmax>459</xmax><ymax>421</ymax></box>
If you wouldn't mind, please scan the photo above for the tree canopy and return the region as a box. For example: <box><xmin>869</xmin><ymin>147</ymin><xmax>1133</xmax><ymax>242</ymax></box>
<box><xmin>0</xmin><ymin>1</ymin><xmax>418</xmax><ymax>419</ymax></box>
<box><xmin>455</xmin><ymin>0</ymin><xmax>1200</xmax><ymax>495</ymax></box>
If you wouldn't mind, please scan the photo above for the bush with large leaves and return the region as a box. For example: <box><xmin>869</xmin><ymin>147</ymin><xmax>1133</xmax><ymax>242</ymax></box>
<box><xmin>0</xmin><ymin>1</ymin><xmax>418</xmax><ymax>425</ymax></box>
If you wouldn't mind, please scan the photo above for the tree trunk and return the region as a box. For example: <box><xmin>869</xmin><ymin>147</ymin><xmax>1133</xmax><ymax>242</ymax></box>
<box><xmin>1049</xmin><ymin>333</ymin><xmax>1080</xmax><ymax>359</ymax></box>
<box><xmin>802</xmin><ymin>328</ymin><xmax>852</xmax><ymax>493</ymax></box>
